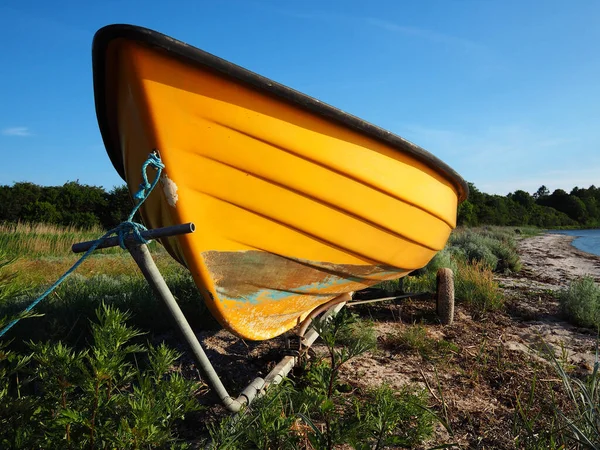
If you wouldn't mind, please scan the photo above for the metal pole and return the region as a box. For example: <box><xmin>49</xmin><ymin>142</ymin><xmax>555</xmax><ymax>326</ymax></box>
<box><xmin>126</xmin><ymin>241</ymin><xmax>248</xmax><ymax>412</ymax></box>
<box><xmin>347</xmin><ymin>292</ymin><xmax>430</xmax><ymax>306</ymax></box>
<box><xmin>261</xmin><ymin>302</ymin><xmax>346</xmax><ymax>390</ymax></box>
<box><xmin>72</xmin><ymin>223</ymin><xmax>195</xmax><ymax>253</ymax></box>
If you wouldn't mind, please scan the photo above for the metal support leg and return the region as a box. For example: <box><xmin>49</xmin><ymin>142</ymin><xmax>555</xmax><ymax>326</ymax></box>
<box><xmin>126</xmin><ymin>242</ymin><xmax>252</xmax><ymax>412</ymax></box>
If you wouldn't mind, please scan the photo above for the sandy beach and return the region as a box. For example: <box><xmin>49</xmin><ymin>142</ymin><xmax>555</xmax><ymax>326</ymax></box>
<box><xmin>518</xmin><ymin>232</ymin><xmax>600</xmax><ymax>285</ymax></box>
<box><xmin>495</xmin><ymin>232</ymin><xmax>600</xmax><ymax>378</ymax></box>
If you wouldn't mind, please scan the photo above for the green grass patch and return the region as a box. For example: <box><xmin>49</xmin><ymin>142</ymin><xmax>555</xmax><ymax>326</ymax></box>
<box><xmin>388</xmin><ymin>323</ymin><xmax>459</xmax><ymax>362</ymax></box>
<box><xmin>514</xmin><ymin>341</ymin><xmax>600</xmax><ymax>448</ymax></box>
<box><xmin>0</xmin><ymin>269</ymin><xmax>214</xmax><ymax>349</ymax></box>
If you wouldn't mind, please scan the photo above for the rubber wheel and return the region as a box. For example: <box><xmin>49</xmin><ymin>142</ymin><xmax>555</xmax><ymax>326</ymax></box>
<box><xmin>436</xmin><ymin>268</ymin><xmax>455</xmax><ymax>325</ymax></box>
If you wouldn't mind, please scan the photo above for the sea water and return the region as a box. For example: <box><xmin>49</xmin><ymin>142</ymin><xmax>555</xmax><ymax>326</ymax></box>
<box><xmin>552</xmin><ymin>229</ymin><xmax>600</xmax><ymax>257</ymax></box>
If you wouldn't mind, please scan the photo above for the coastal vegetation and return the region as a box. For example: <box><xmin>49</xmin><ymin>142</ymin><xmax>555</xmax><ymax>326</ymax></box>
<box><xmin>1</xmin><ymin>203</ymin><xmax>600</xmax><ymax>446</ymax></box>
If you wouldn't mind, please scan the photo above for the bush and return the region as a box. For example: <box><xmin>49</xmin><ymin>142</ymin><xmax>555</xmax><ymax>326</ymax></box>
<box><xmin>349</xmin><ymin>384</ymin><xmax>434</xmax><ymax>449</ymax></box>
<box><xmin>0</xmin><ymin>303</ymin><xmax>202</xmax><ymax>449</ymax></box>
<box><xmin>488</xmin><ymin>239</ymin><xmax>522</xmax><ymax>273</ymax></box>
<box><xmin>372</xmin><ymin>227</ymin><xmax>522</xmax><ymax>299</ymax></box>
<box><xmin>448</xmin><ymin>227</ymin><xmax>522</xmax><ymax>273</ymax></box>
<box><xmin>558</xmin><ymin>276</ymin><xmax>600</xmax><ymax>329</ymax></box>
<box><xmin>206</xmin><ymin>310</ymin><xmax>437</xmax><ymax>450</ymax></box>
<box><xmin>463</xmin><ymin>241</ymin><xmax>499</xmax><ymax>270</ymax></box>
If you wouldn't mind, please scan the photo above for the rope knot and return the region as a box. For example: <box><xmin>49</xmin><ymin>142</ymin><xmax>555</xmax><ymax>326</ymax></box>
<box><xmin>133</xmin><ymin>152</ymin><xmax>165</xmax><ymax>202</ymax></box>
<box><xmin>117</xmin><ymin>221</ymin><xmax>149</xmax><ymax>249</ymax></box>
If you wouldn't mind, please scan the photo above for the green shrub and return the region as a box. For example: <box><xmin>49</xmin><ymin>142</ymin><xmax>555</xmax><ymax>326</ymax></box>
<box><xmin>394</xmin><ymin>247</ymin><xmax>504</xmax><ymax>317</ymax></box>
<box><xmin>372</xmin><ymin>227</ymin><xmax>522</xmax><ymax>298</ymax></box>
<box><xmin>208</xmin><ymin>309</ymin><xmax>379</xmax><ymax>450</ymax></box>
<box><xmin>426</xmin><ymin>248</ymin><xmax>458</xmax><ymax>274</ymax></box>
<box><xmin>401</xmin><ymin>272</ymin><xmax>436</xmax><ymax>293</ymax></box>
<box><xmin>206</xmin><ymin>381</ymin><xmax>301</xmax><ymax>450</ymax></box>
<box><xmin>448</xmin><ymin>227</ymin><xmax>522</xmax><ymax>273</ymax></box>
<box><xmin>206</xmin><ymin>310</ymin><xmax>438</xmax><ymax>450</ymax></box>
<box><xmin>558</xmin><ymin>276</ymin><xmax>600</xmax><ymax>329</ymax></box>
<box><xmin>0</xmin><ymin>303</ymin><xmax>202</xmax><ymax>449</ymax></box>
<box><xmin>463</xmin><ymin>241</ymin><xmax>499</xmax><ymax>270</ymax></box>
<box><xmin>488</xmin><ymin>239</ymin><xmax>522</xmax><ymax>272</ymax></box>
<box><xmin>350</xmin><ymin>384</ymin><xmax>434</xmax><ymax>449</ymax></box>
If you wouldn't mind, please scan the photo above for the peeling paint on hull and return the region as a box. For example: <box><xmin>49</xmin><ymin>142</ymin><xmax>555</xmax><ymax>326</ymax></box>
<box><xmin>202</xmin><ymin>250</ymin><xmax>409</xmax><ymax>340</ymax></box>
<box><xmin>160</xmin><ymin>174</ymin><xmax>179</xmax><ymax>206</ymax></box>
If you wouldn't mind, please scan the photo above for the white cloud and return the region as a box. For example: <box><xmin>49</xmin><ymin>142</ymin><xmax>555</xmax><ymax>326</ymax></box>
<box><xmin>2</xmin><ymin>126</ymin><xmax>31</xmax><ymax>137</ymax></box>
<box><xmin>267</xmin><ymin>9</ymin><xmax>485</xmax><ymax>53</ymax></box>
<box><xmin>365</xmin><ymin>18</ymin><xmax>485</xmax><ymax>52</ymax></box>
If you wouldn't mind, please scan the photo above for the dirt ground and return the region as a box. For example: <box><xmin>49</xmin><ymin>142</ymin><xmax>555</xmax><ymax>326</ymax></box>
<box><xmin>176</xmin><ymin>233</ymin><xmax>600</xmax><ymax>448</ymax></box>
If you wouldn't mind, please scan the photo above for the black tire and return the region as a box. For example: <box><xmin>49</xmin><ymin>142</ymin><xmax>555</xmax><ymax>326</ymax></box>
<box><xmin>436</xmin><ymin>268</ymin><xmax>455</xmax><ymax>325</ymax></box>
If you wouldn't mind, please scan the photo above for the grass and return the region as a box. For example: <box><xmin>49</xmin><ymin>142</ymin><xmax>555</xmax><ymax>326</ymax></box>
<box><xmin>0</xmin><ymin>222</ymin><xmax>162</xmax><ymax>258</ymax></box>
<box><xmin>387</xmin><ymin>323</ymin><xmax>459</xmax><ymax>362</ymax></box>
<box><xmin>0</xmin><ymin>221</ymin><xmax>111</xmax><ymax>258</ymax></box>
<box><xmin>9</xmin><ymin>221</ymin><xmax>593</xmax><ymax>448</ymax></box>
<box><xmin>0</xmin><ymin>221</ymin><xmax>202</xmax><ymax>348</ymax></box>
<box><xmin>399</xmin><ymin>250</ymin><xmax>504</xmax><ymax>317</ymax></box>
<box><xmin>1</xmin><ymin>269</ymin><xmax>216</xmax><ymax>351</ymax></box>
<box><xmin>513</xmin><ymin>340</ymin><xmax>600</xmax><ymax>449</ymax></box>
<box><xmin>558</xmin><ymin>275</ymin><xmax>600</xmax><ymax>329</ymax></box>
<box><xmin>454</xmin><ymin>259</ymin><xmax>504</xmax><ymax>316</ymax></box>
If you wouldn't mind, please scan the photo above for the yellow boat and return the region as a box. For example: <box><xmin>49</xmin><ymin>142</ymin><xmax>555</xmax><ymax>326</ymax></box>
<box><xmin>92</xmin><ymin>24</ymin><xmax>468</xmax><ymax>341</ymax></box>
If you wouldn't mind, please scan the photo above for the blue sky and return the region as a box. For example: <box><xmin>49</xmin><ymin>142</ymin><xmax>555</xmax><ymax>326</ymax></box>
<box><xmin>0</xmin><ymin>0</ymin><xmax>598</xmax><ymax>195</ymax></box>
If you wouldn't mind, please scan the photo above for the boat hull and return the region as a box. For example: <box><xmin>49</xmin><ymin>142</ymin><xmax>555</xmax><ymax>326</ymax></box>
<box><xmin>93</xmin><ymin>25</ymin><xmax>468</xmax><ymax>340</ymax></box>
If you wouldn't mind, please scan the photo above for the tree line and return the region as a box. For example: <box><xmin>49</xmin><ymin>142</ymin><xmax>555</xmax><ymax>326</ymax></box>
<box><xmin>0</xmin><ymin>180</ymin><xmax>598</xmax><ymax>230</ymax></box>
<box><xmin>459</xmin><ymin>183</ymin><xmax>600</xmax><ymax>228</ymax></box>
<box><xmin>0</xmin><ymin>182</ymin><xmax>133</xmax><ymax>229</ymax></box>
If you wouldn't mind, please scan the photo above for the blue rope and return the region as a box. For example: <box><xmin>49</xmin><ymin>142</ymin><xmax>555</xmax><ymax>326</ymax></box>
<box><xmin>0</xmin><ymin>152</ymin><xmax>165</xmax><ymax>339</ymax></box>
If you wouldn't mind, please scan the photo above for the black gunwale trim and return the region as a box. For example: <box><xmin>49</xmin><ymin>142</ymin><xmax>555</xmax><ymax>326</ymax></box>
<box><xmin>92</xmin><ymin>24</ymin><xmax>468</xmax><ymax>202</ymax></box>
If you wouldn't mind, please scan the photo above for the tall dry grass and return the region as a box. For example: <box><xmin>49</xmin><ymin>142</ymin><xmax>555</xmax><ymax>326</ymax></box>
<box><xmin>0</xmin><ymin>222</ymin><xmax>108</xmax><ymax>257</ymax></box>
<box><xmin>0</xmin><ymin>221</ymin><xmax>167</xmax><ymax>258</ymax></box>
